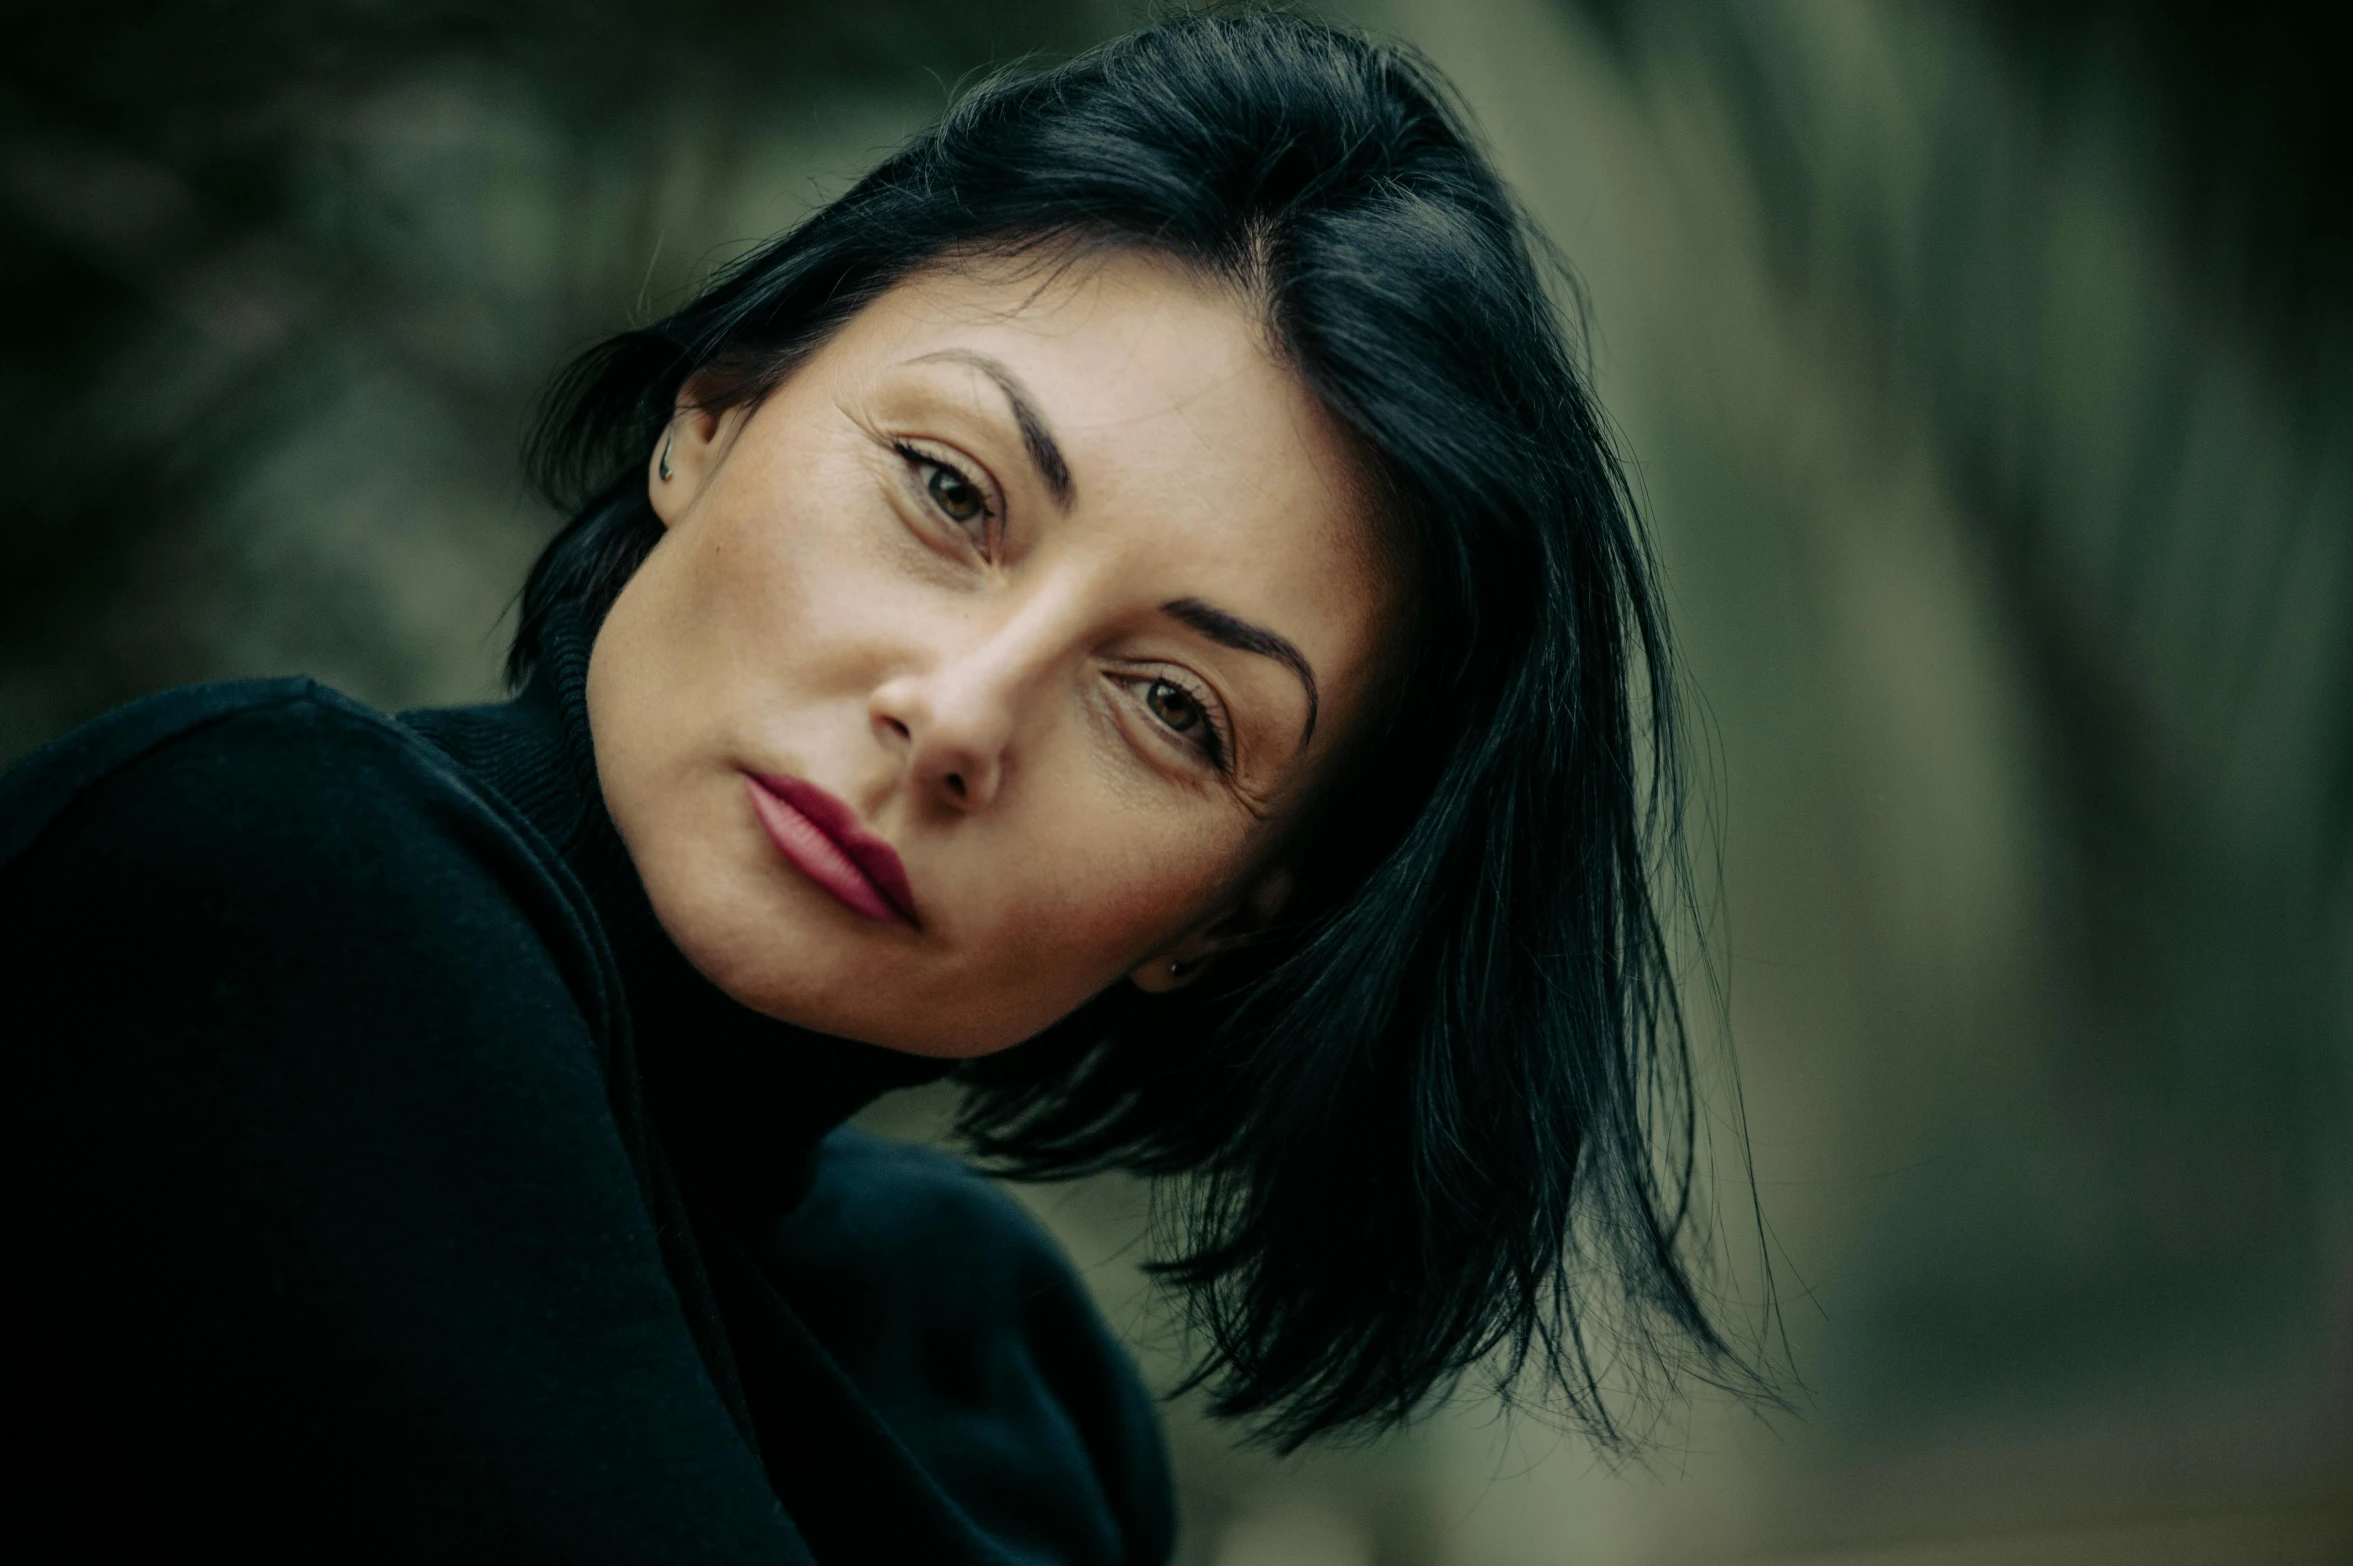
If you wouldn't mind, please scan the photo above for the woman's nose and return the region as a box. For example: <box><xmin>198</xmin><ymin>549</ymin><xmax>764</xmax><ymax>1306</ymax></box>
<box><xmin>868</xmin><ymin>632</ymin><xmax>1035</xmax><ymax>814</ymax></box>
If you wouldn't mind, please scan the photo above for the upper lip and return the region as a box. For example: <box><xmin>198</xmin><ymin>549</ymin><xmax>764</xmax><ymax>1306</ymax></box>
<box><xmin>746</xmin><ymin>772</ymin><xmax>920</xmax><ymax>927</ymax></box>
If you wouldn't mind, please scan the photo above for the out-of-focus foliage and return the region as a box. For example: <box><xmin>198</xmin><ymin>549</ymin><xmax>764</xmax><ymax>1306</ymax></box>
<box><xmin>1562</xmin><ymin>0</ymin><xmax>2350</xmax><ymax>1410</ymax></box>
<box><xmin>3</xmin><ymin>2</ymin><xmax>2345</xmax><ymax>1561</ymax></box>
<box><xmin>1566</xmin><ymin>0</ymin><xmax>2351</xmax><ymax>1386</ymax></box>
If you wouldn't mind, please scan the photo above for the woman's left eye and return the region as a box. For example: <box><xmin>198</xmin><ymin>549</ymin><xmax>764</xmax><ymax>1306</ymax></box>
<box><xmin>1145</xmin><ymin>678</ymin><xmax>1204</xmax><ymax>734</ymax></box>
<box><xmin>1127</xmin><ymin>674</ymin><xmax>1229</xmax><ymax>770</ymax></box>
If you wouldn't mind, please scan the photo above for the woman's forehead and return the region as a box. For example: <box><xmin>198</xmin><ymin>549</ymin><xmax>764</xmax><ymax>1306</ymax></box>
<box><xmin>846</xmin><ymin>253</ymin><xmax>1291</xmax><ymax>450</ymax></box>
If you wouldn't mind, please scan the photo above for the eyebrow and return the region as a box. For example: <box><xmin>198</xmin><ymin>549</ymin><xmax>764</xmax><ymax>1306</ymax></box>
<box><xmin>910</xmin><ymin>348</ymin><xmax>1073</xmax><ymax>509</ymax></box>
<box><xmin>1163</xmin><ymin>597</ymin><xmax>1320</xmax><ymax>747</ymax></box>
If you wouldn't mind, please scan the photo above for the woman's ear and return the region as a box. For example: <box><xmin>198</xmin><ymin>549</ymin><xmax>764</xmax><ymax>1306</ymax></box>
<box><xmin>1128</xmin><ymin>865</ymin><xmax>1294</xmax><ymax>994</ymax></box>
<box><xmin>647</xmin><ymin>383</ymin><xmax>729</xmax><ymax>529</ymax></box>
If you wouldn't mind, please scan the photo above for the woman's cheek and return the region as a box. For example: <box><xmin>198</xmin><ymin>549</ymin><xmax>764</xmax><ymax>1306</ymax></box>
<box><xmin>1006</xmin><ymin>809</ymin><xmax>1239</xmax><ymax>975</ymax></box>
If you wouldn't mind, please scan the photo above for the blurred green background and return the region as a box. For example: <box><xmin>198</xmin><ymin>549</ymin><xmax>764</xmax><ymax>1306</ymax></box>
<box><xmin>4</xmin><ymin>2</ymin><xmax>2345</xmax><ymax>1561</ymax></box>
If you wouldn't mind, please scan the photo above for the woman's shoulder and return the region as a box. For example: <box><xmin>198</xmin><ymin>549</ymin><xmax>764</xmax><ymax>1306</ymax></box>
<box><xmin>3</xmin><ymin>677</ymin><xmax>470</xmax><ymax>866</ymax></box>
<box><xmin>3</xmin><ymin>676</ymin><xmax>623</xmax><ymax>1097</ymax></box>
<box><xmin>777</xmin><ymin>1129</ymin><xmax>1092</xmax><ymax>1306</ymax></box>
<box><xmin>3</xmin><ymin>679</ymin><xmax>308</xmax><ymax>862</ymax></box>
<box><xmin>0</xmin><ymin>678</ymin><xmax>594</xmax><ymax>983</ymax></box>
<box><xmin>759</xmin><ymin>1129</ymin><xmax>1176</xmax><ymax>1560</ymax></box>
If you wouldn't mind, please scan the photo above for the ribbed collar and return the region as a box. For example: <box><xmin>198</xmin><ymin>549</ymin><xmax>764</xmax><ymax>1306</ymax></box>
<box><xmin>404</xmin><ymin>603</ymin><xmax>950</xmax><ymax>1218</ymax></box>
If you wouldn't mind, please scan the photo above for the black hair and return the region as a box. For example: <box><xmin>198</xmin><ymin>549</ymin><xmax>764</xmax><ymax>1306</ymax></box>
<box><xmin>519</xmin><ymin>8</ymin><xmax>1758</xmax><ymax>1449</ymax></box>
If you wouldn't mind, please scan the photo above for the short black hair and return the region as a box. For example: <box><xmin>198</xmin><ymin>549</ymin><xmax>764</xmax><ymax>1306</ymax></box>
<box><xmin>518</xmin><ymin>8</ymin><xmax>1759</xmax><ymax>1449</ymax></box>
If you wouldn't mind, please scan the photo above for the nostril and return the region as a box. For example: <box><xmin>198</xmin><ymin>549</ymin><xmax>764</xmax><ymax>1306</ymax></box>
<box><xmin>882</xmin><ymin>715</ymin><xmax>911</xmax><ymax>741</ymax></box>
<box><xmin>944</xmin><ymin>772</ymin><xmax>967</xmax><ymax>800</ymax></box>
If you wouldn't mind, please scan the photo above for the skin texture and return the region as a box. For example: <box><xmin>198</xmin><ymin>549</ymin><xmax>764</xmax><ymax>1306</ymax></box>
<box><xmin>587</xmin><ymin>251</ymin><xmax>1397</xmax><ymax>1058</ymax></box>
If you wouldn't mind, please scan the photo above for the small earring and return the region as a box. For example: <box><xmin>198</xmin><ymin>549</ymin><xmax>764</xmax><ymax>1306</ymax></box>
<box><xmin>658</xmin><ymin>435</ymin><xmax>675</xmax><ymax>482</ymax></box>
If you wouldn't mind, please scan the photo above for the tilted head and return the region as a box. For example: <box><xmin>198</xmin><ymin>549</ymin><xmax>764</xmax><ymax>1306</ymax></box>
<box><xmin>520</xmin><ymin>10</ymin><xmax>1751</xmax><ymax>1449</ymax></box>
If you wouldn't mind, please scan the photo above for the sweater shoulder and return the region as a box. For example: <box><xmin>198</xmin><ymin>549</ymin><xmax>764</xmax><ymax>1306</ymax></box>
<box><xmin>0</xmin><ymin>680</ymin><xmax>605</xmax><ymax>1005</ymax></box>
<box><xmin>764</xmin><ymin>1130</ymin><xmax>1176</xmax><ymax>1561</ymax></box>
<box><xmin>789</xmin><ymin>1130</ymin><xmax>1071</xmax><ymax>1284</ymax></box>
<box><xmin>1</xmin><ymin>679</ymin><xmax>460</xmax><ymax>867</ymax></box>
<box><xmin>3</xmin><ymin>679</ymin><xmax>626</xmax><ymax>1098</ymax></box>
<box><xmin>3</xmin><ymin>679</ymin><xmax>314</xmax><ymax>865</ymax></box>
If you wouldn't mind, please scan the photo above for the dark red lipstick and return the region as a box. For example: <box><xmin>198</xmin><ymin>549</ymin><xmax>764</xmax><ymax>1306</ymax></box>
<box><xmin>743</xmin><ymin>774</ymin><xmax>918</xmax><ymax>927</ymax></box>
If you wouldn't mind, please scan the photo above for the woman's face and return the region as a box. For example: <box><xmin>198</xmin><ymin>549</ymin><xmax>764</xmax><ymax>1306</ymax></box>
<box><xmin>588</xmin><ymin>250</ymin><xmax>1398</xmax><ymax>1057</ymax></box>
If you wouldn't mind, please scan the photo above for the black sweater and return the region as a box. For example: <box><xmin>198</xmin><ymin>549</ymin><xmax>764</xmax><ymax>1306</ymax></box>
<box><xmin>0</xmin><ymin>610</ymin><xmax>1173</xmax><ymax>1564</ymax></box>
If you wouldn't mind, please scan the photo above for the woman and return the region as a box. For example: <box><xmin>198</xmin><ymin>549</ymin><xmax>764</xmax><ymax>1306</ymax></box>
<box><xmin>3</xmin><ymin>12</ymin><xmax>1745</xmax><ymax>1562</ymax></box>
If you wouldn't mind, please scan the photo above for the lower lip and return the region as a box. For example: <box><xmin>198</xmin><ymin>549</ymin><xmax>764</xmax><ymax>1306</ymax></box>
<box><xmin>743</xmin><ymin>777</ymin><xmax>913</xmax><ymax>927</ymax></box>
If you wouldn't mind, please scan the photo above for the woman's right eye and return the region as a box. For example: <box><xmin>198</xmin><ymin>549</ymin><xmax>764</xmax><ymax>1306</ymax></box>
<box><xmin>925</xmin><ymin>462</ymin><xmax>987</xmax><ymax>524</ymax></box>
<box><xmin>893</xmin><ymin>441</ymin><xmax>996</xmax><ymax>548</ymax></box>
